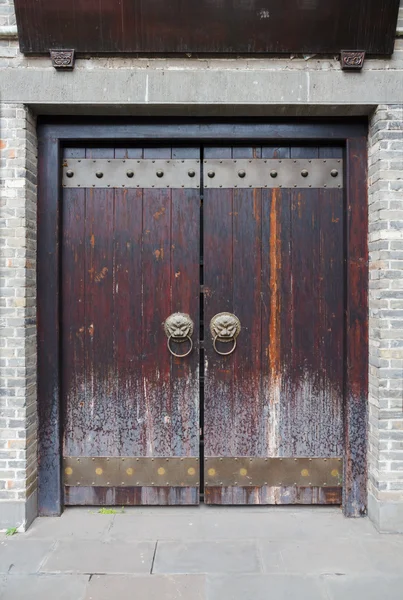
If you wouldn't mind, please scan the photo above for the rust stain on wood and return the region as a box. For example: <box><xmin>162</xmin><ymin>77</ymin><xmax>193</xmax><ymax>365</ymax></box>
<box><xmin>153</xmin><ymin>206</ymin><xmax>166</xmax><ymax>220</ymax></box>
<box><xmin>268</xmin><ymin>189</ymin><xmax>281</xmax><ymax>382</ymax></box>
<box><xmin>153</xmin><ymin>248</ymin><xmax>164</xmax><ymax>261</ymax></box>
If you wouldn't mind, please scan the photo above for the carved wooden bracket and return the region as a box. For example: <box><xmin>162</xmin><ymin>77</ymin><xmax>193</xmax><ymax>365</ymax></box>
<box><xmin>50</xmin><ymin>49</ymin><xmax>75</xmax><ymax>70</ymax></box>
<box><xmin>341</xmin><ymin>50</ymin><xmax>366</xmax><ymax>71</ymax></box>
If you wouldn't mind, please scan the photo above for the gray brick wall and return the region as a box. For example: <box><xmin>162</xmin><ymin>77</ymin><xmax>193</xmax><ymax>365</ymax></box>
<box><xmin>0</xmin><ymin>0</ymin><xmax>16</xmax><ymax>28</ymax></box>
<box><xmin>0</xmin><ymin>103</ymin><xmax>37</xmax><ymax>525</ymax></box>
<box><xmin>368</xmin><ymin>104</ymin><xmax>403</xmax><ymax>516</ymax></box>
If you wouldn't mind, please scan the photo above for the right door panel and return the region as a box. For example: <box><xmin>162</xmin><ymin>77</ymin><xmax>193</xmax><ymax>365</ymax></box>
<box><xmin>203</xmin><ymin>144</ymin><xmax>344</xmax><ymax>505</ymax></box>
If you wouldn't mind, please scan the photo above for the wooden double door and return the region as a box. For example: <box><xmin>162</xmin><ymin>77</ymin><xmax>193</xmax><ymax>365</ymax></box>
<box><xmin>61</xmin><ymin>142</ymin><xmax>346</xmax><ymax>506</ymax></box>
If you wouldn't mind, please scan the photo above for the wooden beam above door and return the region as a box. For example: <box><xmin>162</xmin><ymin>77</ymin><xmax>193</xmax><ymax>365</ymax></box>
<box><xmin>14</xmin><ymin>0</ymin><xmax>400</xmax><ymax>56</ymax></box>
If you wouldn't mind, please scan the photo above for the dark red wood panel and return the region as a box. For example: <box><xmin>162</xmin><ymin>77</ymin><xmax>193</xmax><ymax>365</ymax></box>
<box><xmin>204</xmin><ymin>144</ymin><xmax>345</xmax><ymax>505</ymax></box>
<box><xmin>15</xmin><ymin>0</ymin><xmax>399</xmax><ymax>55</ymax></box>
<box><xmin>203</xmin><ymin>147</ymin><xmax>235</xmax><ymax>503</ymax></box>
<box><xmin>61</xmin><ymin>145</ymin><xmax>200</xmax><ymax>506</ymax></box>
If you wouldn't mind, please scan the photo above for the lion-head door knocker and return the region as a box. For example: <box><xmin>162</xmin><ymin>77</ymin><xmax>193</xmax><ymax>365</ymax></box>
<box><xmin>164</xmin><ymin>313</ymin><xmax>194</xmax><ymax>358</ymax></box>
<box><xmin>210</xmin><ymin>312</ymin><xmax>241</xmax><ymax>356</ymax></box>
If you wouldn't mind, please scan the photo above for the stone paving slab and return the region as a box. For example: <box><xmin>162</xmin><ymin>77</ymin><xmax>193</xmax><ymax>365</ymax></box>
<box><xmin>153</xmin><ymin>540</ymin><xmax>261</xmax><ymax>574</ymax></box>
<box><xmin>41</xmin><ymin>540</ymin><xmax>156</xmax><ymax>575</ymax></box>
<box><xmin>85</xmin><ymin>574</ymin><xmax>206</xmax><ymax>600</ymax></box>
<box><xmin>322</xmin><ymin>574</ymin><xmax>403</xmax><ymax>600</ymax></box>
<box><xmin>0</xmin><ymin>574</ymin><xmax>89</xmax><ymax>600</ymax></box>
<box><xmin>108</xmin><ymin>506</ymin><xmax>379</xmax><ymax>542</ymax></box>
<box><xmin>109</xmin><ymin>514</ymin><xmax>204</xmax><ymax>541</ymax></box>
<box><xmin>24</xmin><ymin>510</ymin><xmax>114</xmax><ymax>541</ymax></box>
<box><xmin>0</xmin><ymin>539</ymin><xmax>54</xmax><ymax>574</ymax></box>
<box><xmin>259</xmin><ymin>539</ymin><xmax>373</xmax><ymax>575</ymax></box>
<box><xmin>207</xmin><ymin>574</ymin><xmax>326</xmax><ymax>600</ymax></box>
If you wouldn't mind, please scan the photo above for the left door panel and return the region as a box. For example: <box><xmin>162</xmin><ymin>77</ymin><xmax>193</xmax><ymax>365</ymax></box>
<box><xmin>61</xmin><ymin>146</ymin><xmax>200</xmax><ymax>505</ymax></box>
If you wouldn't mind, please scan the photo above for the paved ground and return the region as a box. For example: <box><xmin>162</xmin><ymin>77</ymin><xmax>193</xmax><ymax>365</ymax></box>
<box><xmin>0</xmin><ymin>505</ymin><xmax>403</xmax><ymax>599</ymax></box>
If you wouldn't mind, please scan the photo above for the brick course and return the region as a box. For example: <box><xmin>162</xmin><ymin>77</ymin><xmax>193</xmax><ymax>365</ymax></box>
<box><xmin>0</xmin><ymin>103</ymin><xmax>37</xmax><ymax>527</ymax></box>
<box><xmin>368</xmin><ymin>104</ymin><xmax>403</xmax><ymax>519</ymax></box>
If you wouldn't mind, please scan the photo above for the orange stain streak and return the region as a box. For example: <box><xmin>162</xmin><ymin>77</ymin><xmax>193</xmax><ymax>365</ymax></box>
<box><xmin>268</xmin><ymin>190</ymin><xmax>281</xmax><ymax>381</ymax></box>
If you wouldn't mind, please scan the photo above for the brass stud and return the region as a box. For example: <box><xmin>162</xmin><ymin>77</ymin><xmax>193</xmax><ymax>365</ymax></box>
<box><xmin>270</xmin><ymin>170</ymin><xmax>278</xmax><ymax>178</ymax></box>
<box><xmin>238</xmin><ymin>170</ymin><xmax>246</xmax><ymax>178</ymax></box>
<box><xmin>156</xmin><ymin>170</ymin><xmax>164</xmax><ymax>178</ymax></box>
<box><xmin>65</xmin><ymin>467</ymin><xmax>73</xmax><ymax>475</ymax></box>
<box><xmin>126</xmin><ymin>170</ymin><xmax>134</xmax><ymax>178</ymax></box>
<box><xmin>207</xmin><ymin>171</ymin><xmax>215</xmax><ymax>178</ymax></box>
<box><xmin>95</xmin><ymin>171</ymin><xmax>104</xmax><ymax>179</ymax></box>
<box><xmin>66</xmin><ymin>170</ymin><xmax>74</xmax><ymax>178</ymax></box>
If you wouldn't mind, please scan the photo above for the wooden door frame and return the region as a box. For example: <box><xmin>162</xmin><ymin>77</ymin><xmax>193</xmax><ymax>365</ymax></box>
<box><xmin>37</xmin><ymin>119</ymin><xmax>368</xmax><ymax>517</ymax></box>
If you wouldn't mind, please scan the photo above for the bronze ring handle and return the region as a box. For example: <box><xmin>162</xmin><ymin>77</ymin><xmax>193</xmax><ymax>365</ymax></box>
<box><xmin>213</xmin><ymin>336</ymin><xmax>237</xmax><ymax>356</ymax></box>
<box><xmin>167</xmin><ymin>335</ymin><xmax>193</xmax><ymax>358</ymax></box>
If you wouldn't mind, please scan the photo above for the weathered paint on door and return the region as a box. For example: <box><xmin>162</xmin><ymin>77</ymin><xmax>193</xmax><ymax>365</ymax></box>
<box><xmin>61</xmin><ymin>145</ymin><xmax>200</xmax><ymax>505</ymax></box>
<box><xmin>203</xmin><ymin>145</ymin><xmax>344</xmax><ymax>504</ymax></box>
<box><xmin>61</xmin><ymin>142</ymin><xmax>345</xmax><ymax>506</ymax></box>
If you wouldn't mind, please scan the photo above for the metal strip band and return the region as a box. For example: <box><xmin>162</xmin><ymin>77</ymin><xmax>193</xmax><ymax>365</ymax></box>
<box><xmin>204</xmin><ymin>457</ymin><xmax>343</xmax><ymax>487</ymax></box>
<box><xmin>63</xmin><ymin>457</ymin><xmax>200</xmax><ymax>487</ymax></box>
<box><xmin>62</xmin><ymin>158</ymin><xmax>342</xmax><ymax>189</ymax></box>
<box><xmin>203</xmin><ymin>159</ymin><xmax>343</xmax><ymax>188</ymax></box>
<box><xmin>62</xmin><ymin>159</ymin><xmax>201</xmax><ymax>189</ymax></box>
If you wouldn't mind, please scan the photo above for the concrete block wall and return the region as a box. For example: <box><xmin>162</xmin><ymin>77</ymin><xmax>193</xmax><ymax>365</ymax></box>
<box><xmin>368</xmin><ymin>104</ymin><xmax>403</xmax><ymax>532</ymax></box>
<box><xmin>0</xmin><ymin>103</ymin><xmax>38</xmax><ymax>529</ymax></box>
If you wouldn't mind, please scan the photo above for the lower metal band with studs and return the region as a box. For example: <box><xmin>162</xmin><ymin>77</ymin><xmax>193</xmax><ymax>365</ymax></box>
<box><xmin>62</xmin><ymin>159</ymin><xmax>343</xmax><ymax>189</ymax></box>
<box><xmin>204</xmin><ymin>457</ymin><xmax>343</xmax><ymax>487</ymax></box>
<box><xmin>63</xmin><ymin>456</ymin><xmax>342</xmax><ymax>488</ymax></box>
<box><xmin>63</xmin><ymin>457</ymin><xmax>200</xmax><ymax>487</ymax></box>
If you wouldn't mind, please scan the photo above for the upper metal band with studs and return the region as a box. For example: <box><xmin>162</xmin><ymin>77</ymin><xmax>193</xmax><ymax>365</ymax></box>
<box><xmin>62</xmin><ymin>158</ymin><xmax>342</xmax><ymax>189</ymax></box>
<box><xmin>62</xmin><ymin>159</ymin><xmax>201</xmax><ymax>189</ymax></box>
<box><xmin>203</xmin><ymin>159</ymin><xmax>343</xmax><ymax>188</ymax></box>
